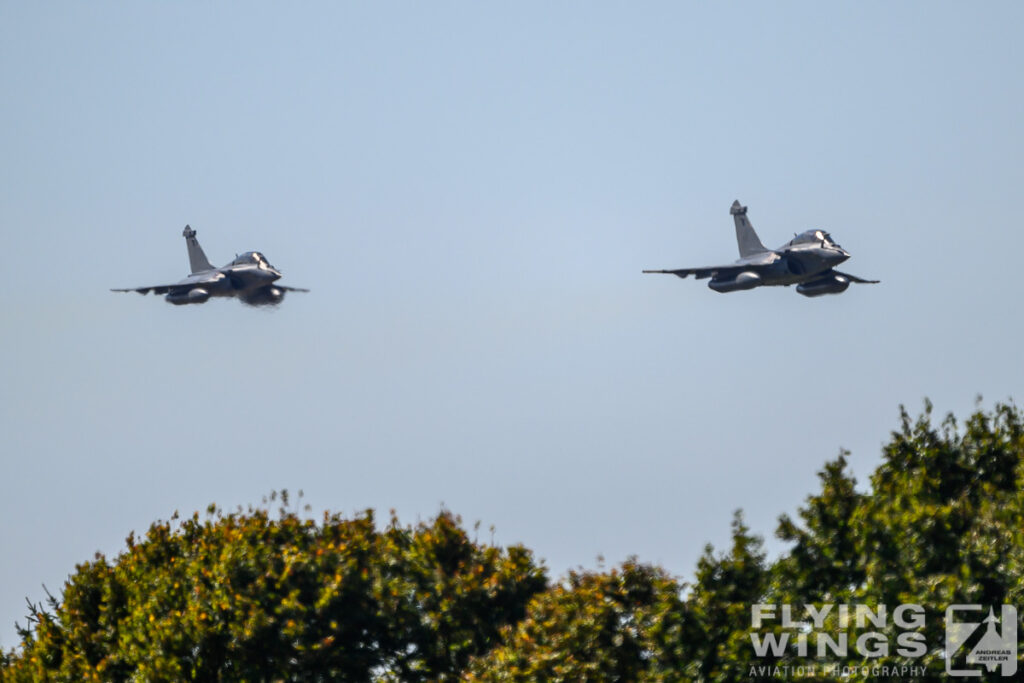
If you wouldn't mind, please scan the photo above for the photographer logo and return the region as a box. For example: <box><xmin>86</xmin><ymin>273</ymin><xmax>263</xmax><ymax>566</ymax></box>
<box><xmin>945</xmin><ymin>605</ymin><xmax>1016</xmax><ymax>678</ymax></box>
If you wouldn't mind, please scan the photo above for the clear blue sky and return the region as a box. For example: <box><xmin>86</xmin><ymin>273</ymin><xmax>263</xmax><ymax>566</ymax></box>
<box><xmin>2</xmin><ymin>2</ymin><xmax>1022</xmax><ymax>648</ymax></box>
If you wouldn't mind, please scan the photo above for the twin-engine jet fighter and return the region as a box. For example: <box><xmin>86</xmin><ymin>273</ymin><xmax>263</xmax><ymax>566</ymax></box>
<box><xmin>112</xmin><ymin>226</ymin><xmax>309</xmax><ymax>306</ymax></box>
<box><xmin>644</xmin><ymin>201</ymin><xmax>878</xmax><ymax>297</ymax></box>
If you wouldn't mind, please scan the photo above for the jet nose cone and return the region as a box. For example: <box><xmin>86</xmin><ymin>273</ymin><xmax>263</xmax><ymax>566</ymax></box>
<box><xmin>831</xmin><ymin>249</ymin><xmax>850</xmax><ymax>264</ymax></box>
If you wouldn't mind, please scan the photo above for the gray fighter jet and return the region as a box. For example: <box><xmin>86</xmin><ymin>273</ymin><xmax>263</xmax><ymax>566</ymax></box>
<box><xmin>112</xmin><ymin>226</ymin><xmax>309</xmax><ymax>306</ymax></box>
<box><xmin>644</xmin><ymin>200</ymin><xmax>878</xmax><ymax>296</ymax></box>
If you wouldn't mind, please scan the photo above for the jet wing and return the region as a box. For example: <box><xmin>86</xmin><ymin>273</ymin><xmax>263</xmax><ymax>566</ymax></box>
<box><xmin>111</xmin><ymin>271</ymin><xmax>226</xmax><ymax>295</ymax></box>
<box><xmin>643</xmin><ymin>252</ymin><xmax>779</xmax><ymax>280</ymax></box>
<box><xmin>276</xmin><ymin>285</ymin><xmax>310</xmax><ymax>292</ymax></box>
<box><xmin>111</xmin><ymin>284</ymin><xmax>175</xmax><ymax>295</ymax></box>
<box><xmin>834</xmin><ymin>270</ymin><xmax>879</xmax><ymax>284</ymax></box>
<box><xmin>643</xmin><ymin>264</ymin><xmax>751</xmax><ymax>280</ymax></box>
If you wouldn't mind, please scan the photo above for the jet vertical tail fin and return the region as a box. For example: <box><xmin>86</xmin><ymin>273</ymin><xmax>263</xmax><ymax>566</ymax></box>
<box><xmin>183</xmin><ymin>225</ymin><xmax>214</xmax><ymax>273</ymax></box>
<box><xmin>730</xmin><ymin>200</ymin><xmax>768</xmax><ymax>257</ymax></box>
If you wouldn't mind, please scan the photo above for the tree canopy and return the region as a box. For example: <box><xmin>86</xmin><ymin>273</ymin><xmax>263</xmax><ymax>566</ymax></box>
<box><xmin>4</xmin><ymin>401</ymin><xmax>1024</xmax><ymax>682</ymax></box>
<box><xmin>1</xmin><ymin>496</ymin><xmax>546</xmax><ymax>682</ymax></box>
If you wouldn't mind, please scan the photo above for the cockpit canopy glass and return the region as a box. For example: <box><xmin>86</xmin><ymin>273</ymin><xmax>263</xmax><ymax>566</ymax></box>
<box><xmin>229</xmin><ymin>252</ymin><xmax>273</xmax><ymax>268</ymax></box>
<box><xmin>789</xmin><ymin>230</ymin><xmax>840</xmax><ymax>248</ymax></box>
<box><xmin>820</xmin><ymin>232</ymin><xmax>841</xmax><ymax>248</ymax></box>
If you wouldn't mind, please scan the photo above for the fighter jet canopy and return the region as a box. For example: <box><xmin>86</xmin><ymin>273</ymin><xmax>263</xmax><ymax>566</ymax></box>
<box><xmin>788</xmin><ymin>230</ymin><xmax>841</xmax><ymax>248</ymax></box>
<box><xmin>230</xmin><ymin>251</ymin><xmax>274</xmax><ymax>268</ymax></box>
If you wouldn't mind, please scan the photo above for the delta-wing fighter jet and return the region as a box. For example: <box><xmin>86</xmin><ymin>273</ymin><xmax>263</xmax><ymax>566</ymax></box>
<box><xmin>644</xmin><ymin>200</ymin><xmax>878</xmax><ymax>296</ymax></box>
<box><xmin>112</xmin><ymin>226</ymin><xmax>309</xmax><ymax>306</ymax></box>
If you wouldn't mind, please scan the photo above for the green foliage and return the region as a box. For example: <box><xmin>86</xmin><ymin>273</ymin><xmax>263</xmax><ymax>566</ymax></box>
<box><xmin>466</xmin><ymin>513</ymin><xmax>769</xmax><ymax>683</ymax></box>
<box><xmin>685</xmin><ymin>512</ymin><xmax>769</xmax><ymax>682</ymax></box>
<box><xmin>1</xmin><ymin>498</ymin><xmax>546</xmax><ymax>682</ymax></box>
<box><xmin>775</xmin><ymin>452</ymin><xmax>865</xmax><ymax>602</ymax></box>
<box><xmin>5</xmin><ymin>401</ymin><xmax>1024</xmax><ymax>682</ymax></box>
<box><xmin>466</xmin><ymin>560</ymin><xmax>690</xmax><ymax>682</ymax></box>
<box><xmin>766</xmin><ymin>401</ymin><xmax>1024</xmax><ymax>681</ymax></box>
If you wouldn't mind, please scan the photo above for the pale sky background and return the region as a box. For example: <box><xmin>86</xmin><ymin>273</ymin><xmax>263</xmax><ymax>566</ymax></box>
<box><xmin>2</xmin><ymin>2</ymin><xmax>1023</xmax><ymax>649</ymax></box>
